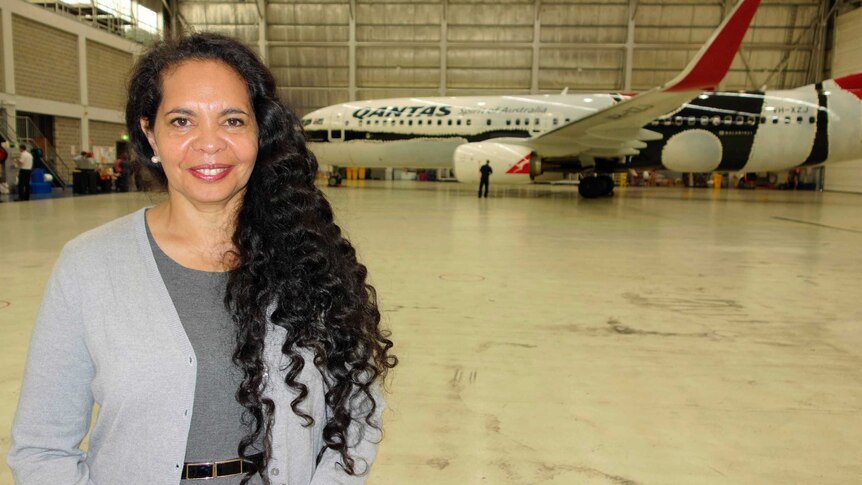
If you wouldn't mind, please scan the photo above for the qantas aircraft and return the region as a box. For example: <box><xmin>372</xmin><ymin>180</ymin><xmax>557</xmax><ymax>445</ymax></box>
<box><xmin>301</xmin><ymin>0</ymin><xmax>862</xmax><ymax>198</ymax></box>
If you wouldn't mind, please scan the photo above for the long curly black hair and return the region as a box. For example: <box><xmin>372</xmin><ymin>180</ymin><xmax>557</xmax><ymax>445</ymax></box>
<box><xmin>125</xmin><ymin>33</ymin><xmax>396</xmax><ymax>484</ymax></box>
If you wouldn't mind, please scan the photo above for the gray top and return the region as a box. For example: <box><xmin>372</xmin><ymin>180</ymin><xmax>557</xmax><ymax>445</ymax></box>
<box><xmin>8</xmin><ymin>208</ymin><xmax>384</xmax><ymax>485</ymax></box>
<box><xmin>146</xmin><ymin>218</ymin><xmax>263</xmax><ymax>484</ymax></box>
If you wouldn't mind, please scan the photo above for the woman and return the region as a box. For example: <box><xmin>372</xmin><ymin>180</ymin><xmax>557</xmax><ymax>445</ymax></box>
<box><xmin>8</xmin><ymin>33</ymin><xmax>396</xmax><ymax>485</ymax></box>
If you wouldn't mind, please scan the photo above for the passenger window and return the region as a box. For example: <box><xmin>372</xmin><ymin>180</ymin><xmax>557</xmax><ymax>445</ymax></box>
<box><xmin>448</xmin><ymin>120</ymin><xmax>453</xmax><ymax>126</ymax></box>
<box><xmin>457</xmin><ymin>119</ymin><xmax>462</xmax><ymax>126</ymax></box>
<box><xmin>772</xmin><ymin>117</ymin><xmax>778</xmax><ymax>124</ymax></box>
<box><xmin>809</xmin><ymin>116</ymin><xmax>816</xmax><ymax>123</ymax></box>
<box><xmin>687</xmin><ymin>116</ymin><xmax>696</xmax><ymax>126</ymax></box>
<box><xmin>553</xmin><ymin>118</ymin><xmax>559</xmax><ymax>125</ymax></box>
<box><xmin>438</xmin><ymin>119</ymin><xmax>443</xmax><ymax>126</ymax></box>
<box><xmin>506</xmin><ymin>119</ymin><xmax>511</xmax><ymax>126</ymax></box>
<box><xmin>399</xmin><ymin>120</ymin><xmax>404</xmax><ymax>125</ymax></box>
<box><xmin>711</xmin><ymin>116</ymin><xmax>721</xmax><ymax>126</ymax></box>
<box><xmin>784</xmin><ymin>117</ymin><xmax>791</xmax><ymax>124</ymax></box>
<box><xmin>409</xmin><ymin>120</ymin><xmax>413</xmax><ymax>126</ymax></box>
<box><xmin>565</xmin><ymin>118</ymin><xmax>571</xmax><ymax>122</ymax></box>
<box><xmin>515</xmin><ymin>119</ymin><xmax>521</xmax><ymax>126</ymax></box>
<box><xmin>486</xmin><ymin>119</ymin><xmax>492</xmax><ymax>126</ymax></box>
<box><xmin>797</xmin><ymin>116</ymin><xmax>802</xmax><ymax>124</ymax></box>
<box><xmin>723</xmin><ymin>115</ymin><xmax>733</xmax><ymax>125</ymax></box>
<box><xmin>535</xmin><ymin>118</ymin><xmax>540</xmax><ymax>125</ymax></box>
<box><xmin>700</xmin><ymin>116</ymin><xmax>709</xmax><ymax>125</ymax></box>
<box><xmin>525</xmin><ymin>118</ymin><xmax>530</xmax><ymax>125</ymax></box>
<box><xmin>466</xmin><ymin>119</ymin><xmax>472</xmax><ymax>126</ymax></box>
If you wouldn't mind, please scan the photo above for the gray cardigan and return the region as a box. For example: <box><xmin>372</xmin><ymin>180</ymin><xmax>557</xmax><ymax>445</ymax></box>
<box><xmin>7</xmin><ymin>208</ymin><xmax>383</xmax><ymax>485</ymax></box>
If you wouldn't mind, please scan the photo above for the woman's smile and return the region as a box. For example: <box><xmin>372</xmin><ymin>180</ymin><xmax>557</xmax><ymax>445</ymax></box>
<box><xmin>189</xmin><ymin>164</ymin><xmax>234</xmax><ymax>181</ymax></box>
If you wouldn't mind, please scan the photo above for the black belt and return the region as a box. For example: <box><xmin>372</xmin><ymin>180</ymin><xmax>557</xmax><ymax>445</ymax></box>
<box><xmin>181</xmin><ymin>453</ymin><xmax>263</xmax><ymax>480</ymax></box>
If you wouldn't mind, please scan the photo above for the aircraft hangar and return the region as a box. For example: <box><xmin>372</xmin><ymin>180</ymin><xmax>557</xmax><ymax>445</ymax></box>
<box><xmin>1</xmin><ymin>0</ymin><xmax>861</xmax><ymax>483</ymax></box>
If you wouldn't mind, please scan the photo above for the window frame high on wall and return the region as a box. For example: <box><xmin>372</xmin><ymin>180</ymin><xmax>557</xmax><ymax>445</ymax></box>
<box><xmin>27</xmin><ymin>0</ymin><xmax>163</xmax><ymax>42</ymax></box>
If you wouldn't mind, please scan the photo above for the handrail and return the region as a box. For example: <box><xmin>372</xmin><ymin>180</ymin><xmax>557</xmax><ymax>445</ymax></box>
<box><xmin>13</xmin><ymin>116</ymin><xmax>72</xmax><ymax>189</ymax></box>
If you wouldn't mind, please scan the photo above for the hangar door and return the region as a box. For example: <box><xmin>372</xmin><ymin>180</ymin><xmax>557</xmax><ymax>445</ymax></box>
<box><xmin>827</xmin><ymin>8</ymin><xmax>862</xmax><ymax>194</ymax></box>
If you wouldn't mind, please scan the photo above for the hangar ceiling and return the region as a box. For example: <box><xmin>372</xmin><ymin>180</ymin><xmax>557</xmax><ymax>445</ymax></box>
<box><xmin>173</xmin><ymin>0</ymin><xmax>833</xmax><ymax>116</ymax></box>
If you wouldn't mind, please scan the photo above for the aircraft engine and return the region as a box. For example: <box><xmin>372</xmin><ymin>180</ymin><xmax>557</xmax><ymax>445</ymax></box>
<box><xmin>660</xmin><ymin>129</ymin><xmax>723</xmax><ymax>173</ymax></box>
<box><xmin>453</xmin><ymin>142</ymin><xmax>534</xmax><ymax>184</ymax></box>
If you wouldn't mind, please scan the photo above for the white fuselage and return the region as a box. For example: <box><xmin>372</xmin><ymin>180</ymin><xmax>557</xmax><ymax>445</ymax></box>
<box><xmin>302</xmin><ymin>82</ymin><xmax>862</xmax><ymax>175</ymax></box>
<box><xmin>302</xmin><ymin>94</ymin><xmax>617</xmax><ymax>168</ymax></box>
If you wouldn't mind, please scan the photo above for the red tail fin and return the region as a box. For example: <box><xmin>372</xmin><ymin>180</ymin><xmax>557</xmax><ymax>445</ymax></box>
<box><xmin>834</xmin><ymin>73</ymin><xmax>862</xmax><ymax>100</ymax></box>
<box><xmin>665</xmin><ymin>0</ymin><xmax>761</xmax><ymax>92</ymax></box>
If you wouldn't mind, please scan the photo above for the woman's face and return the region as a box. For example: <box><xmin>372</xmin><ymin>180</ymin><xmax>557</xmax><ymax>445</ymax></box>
<box><xmin>141</xmin><ymin>59</ymin><xmax>258</xmax><ymax>209</ymax></box>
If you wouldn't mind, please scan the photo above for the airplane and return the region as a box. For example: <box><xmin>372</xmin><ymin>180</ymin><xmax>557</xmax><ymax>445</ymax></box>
<box><xmin>301</xmin><ymin>0</ymin><xmax>862</xmax><ymax>198</ymax></box>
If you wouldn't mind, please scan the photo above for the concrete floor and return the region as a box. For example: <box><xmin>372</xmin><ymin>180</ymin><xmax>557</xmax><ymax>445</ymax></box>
<box><xmin>1</xmin><ymin>182</ymin><xmax>860</xmax><ymax>484</ymax></box>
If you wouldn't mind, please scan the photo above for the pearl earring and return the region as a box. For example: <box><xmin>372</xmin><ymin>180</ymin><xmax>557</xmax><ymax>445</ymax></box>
<box><xmin>151</xmin><ymin>155</ymin><xmax>161</xmax><ymax>164</ymax></box>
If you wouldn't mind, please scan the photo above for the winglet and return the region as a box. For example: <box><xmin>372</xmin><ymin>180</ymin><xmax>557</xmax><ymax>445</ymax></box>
<box><xmin>665</xmin><ymin>0</ymin><xmax>760</xmax><ymax>92</ymax></box>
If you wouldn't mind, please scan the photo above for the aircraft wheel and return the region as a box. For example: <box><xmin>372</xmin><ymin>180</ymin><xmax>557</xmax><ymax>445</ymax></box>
<box><xmin>579</xmin><ymin>175</ymin><xmax>615</xmax><ymax>198</ymax></box>
<box><xmin>598</xmin><ymin>175</ymin><xmax>615</xmax><ymax>197</ymax></box>
<box><xmin>578</xmin><ymin>176</ymin><xmax>603</xmax><ymax>198</ymax></box>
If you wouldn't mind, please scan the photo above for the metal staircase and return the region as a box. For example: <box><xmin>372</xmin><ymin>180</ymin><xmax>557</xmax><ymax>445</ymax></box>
<box><xmin>0</xmin><ymin>116</ymin><xmax>72</xmax><ymax>189</ymax></box>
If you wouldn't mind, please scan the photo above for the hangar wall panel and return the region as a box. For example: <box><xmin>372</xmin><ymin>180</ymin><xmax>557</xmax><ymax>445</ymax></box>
<box><xmin>0</xmin><ymin>14</ymin><xmax>4</xmax><ymax>93</ymax></box>
<box><xmin>268</xmin><ymin>3</ymin><xmax>349</xmax><ymax>42</ymax></box>
<box><xmin>447</xmin><ymin>3</ymin><xmax>533</xmax><ymax>42</ymax></box>
<box><xmin>356</xmin><ymin>3</ymin><xmax>441</xmax><ymax>42</ymax></box>
<box><xmin>826</xmin><ymin>7</ymin><xmax>862</xmax><ymax>194</ymax></box>
<box><xmin>177</xmin><ymin>2</ymin><xmax>259</xmax><ymax>44</ymax></box>
<box><xmin>540</xmin><ymin>4</ymin><xmax>627</xmax><ymax>43</ymax></box>
<box><xmin>447</xmin><ymin>47</ymin><xmax>531</xmax><ymax>89</ymax></box>
<box><xmin>270</xmin><ymin>46</ymin><xmax>349</xmax><ymax>88</ymax></box>
<box><xmin>13</xmin><ymin>16</ymin><xmax>79</xmax><ymax>104</ymax></box>
<box><xmin>357</xmin><ymin>47</ymin><xmax>439</xmax><ymax>89</ymax></box>
<box><xmin>539</xmin><ymin>49</ymin><xmax>624</xmax><ymax>91</ymax></box>
<box><xmin>87</xmin><ymin>41</ymin><xmax>133</xmax><ymax>111</ymax></box>
<box><xmin>278</xmin><ymin>88</ymin><xmax>350</xmax><ymax>117</ymax></box>
<box><xmin>357</xmin><ymin>88</ymin><xmax>440</xmax><ymax>101</ymax></box>
<box><xmin>54</xmin><ymin>117</ymin><xmax>81</xmax><ymax>161</ymax></box>
<box><xmin>89</xmin><ymin>121</ymin><xmax>126</xmax><ymax>148</ymax></box>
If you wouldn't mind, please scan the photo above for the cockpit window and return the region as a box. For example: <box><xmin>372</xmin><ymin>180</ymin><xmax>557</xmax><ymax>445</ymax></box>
<box><xmin>302</xmin><ymin>119</ymin><xmax>312</xmax><ymax>127</ymax></box>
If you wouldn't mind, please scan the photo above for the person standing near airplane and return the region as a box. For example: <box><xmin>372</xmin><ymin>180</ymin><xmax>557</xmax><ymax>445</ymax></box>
<box><xmin>479</xmin><ymin>160</ymin><xmax>492</xmax><ymax>198</ymax></box>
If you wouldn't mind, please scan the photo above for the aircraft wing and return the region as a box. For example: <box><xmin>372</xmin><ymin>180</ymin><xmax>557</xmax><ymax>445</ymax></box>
<box><xmin>523</xmin><ymin>0</ymin><xmax>761</xmax><ymax>159</ymax></box>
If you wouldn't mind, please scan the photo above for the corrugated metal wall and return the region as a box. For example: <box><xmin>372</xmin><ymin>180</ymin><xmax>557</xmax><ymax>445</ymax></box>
<box><xmin>824</xmin><ymin>6</ymin><xmax>862</xmax><ymax>194</ymax></box>
<box><xmin>177</xmin><ymin>0</ymin><xmax>828</xmax><ymax>116</ymax></box>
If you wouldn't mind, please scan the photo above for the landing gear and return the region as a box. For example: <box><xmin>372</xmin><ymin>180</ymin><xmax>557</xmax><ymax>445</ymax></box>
<box><xmin>578</xmin><ymin>174</ymin><xmax>614</xmax><ymax>198</ymax></box>
<box><xmin>327</xmin><ymin>166</ymin><xmax>343</xmax><ymax>187</ymax></box>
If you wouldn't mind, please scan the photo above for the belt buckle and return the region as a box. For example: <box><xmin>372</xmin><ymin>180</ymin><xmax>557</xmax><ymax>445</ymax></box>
<box><xmin>185</xmin><ymin>461</ymin><xmax>218</xmax><ymax>480</ymax></box>
<box><xmin>184</xmin><ymin>457</ymin><xmax>246</xmax><ymax>480</ymax></box>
